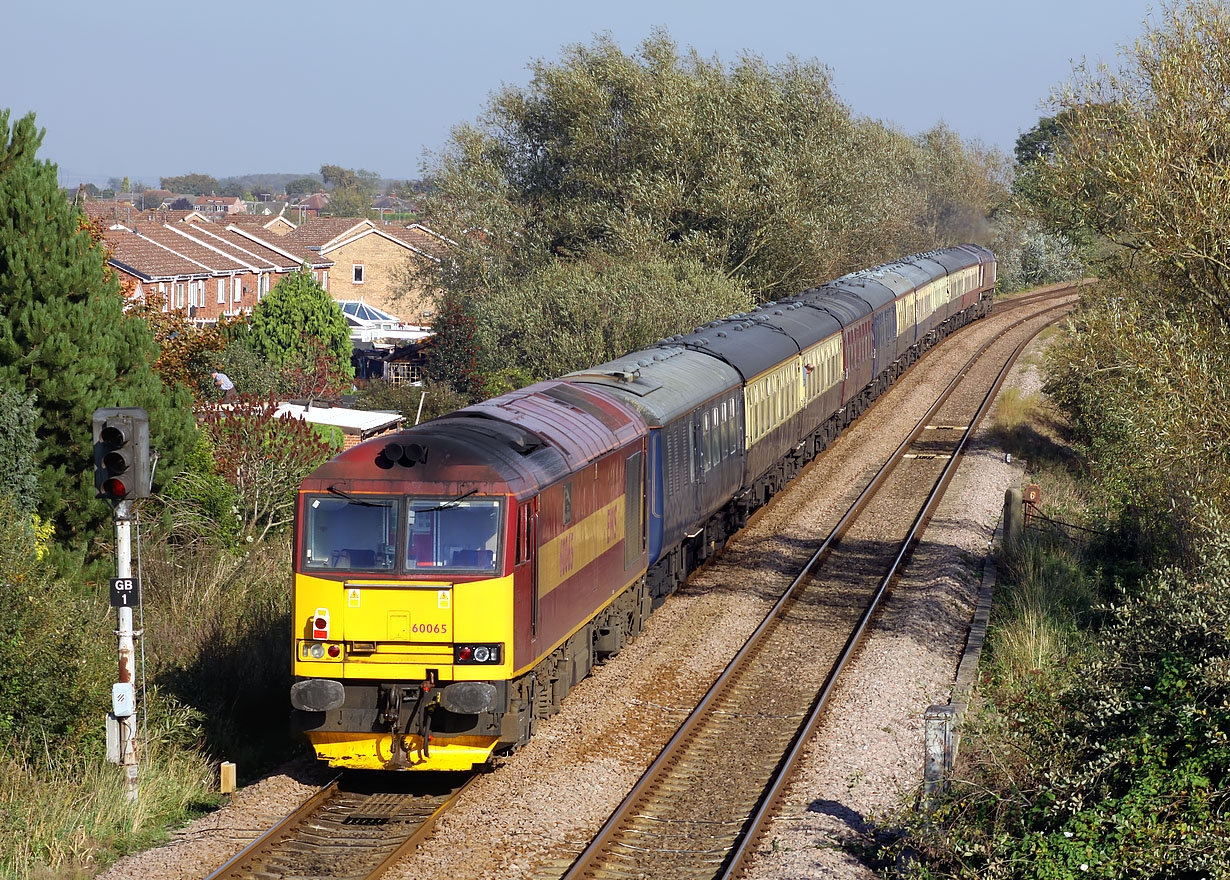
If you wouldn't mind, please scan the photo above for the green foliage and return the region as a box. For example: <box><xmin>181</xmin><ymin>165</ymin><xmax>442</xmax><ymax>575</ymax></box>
<box><xmin>158</xmin><ymin>172</ymin><xmax>218</xmax><ymax>195</ymax></box>
<box><xmin>158</xmin><ymin>433</ymin><xmax>241</xmax><ymax>548</ymax></box>
<box><xmin>214</xmin><ymin>332</ymin><xmax>278</xmax><ymax>400</ymax></box>
<box><xmin>0</xmin><ymin>109</ymin><xmax>195</xmax><ymax>550</ymax></box>
<box><xmin>425</xmin><ymin>293</ymin><xmax>488</xmax><ymax>400</ymax></box>
<box><xmin>285</xmin><ymin>176</ymin><xmax>320</xmax><ymax>196</ymax></box>
<box><xmin>354</xmin><ymin>377</ymin><xmax>469</xmax><ymax>422</ymax></box>
<box><xmin>993</xmin><ymin>217</ymin><xmax>1086</xmax><ymax>292</ymax></box>
<box><xmin>0</xmin><ymin>387</ymin><xmax>39</xmax><ymax>515</ymax></box>
<box><xmin>1044</xmin><ymin>283</ymin><xmax>1230</xmax><ymax>561</ymax></box>
<box><xmin>472</xmin><ymin>251</ymin><xmax>754</xmax><ymax>383</ymax></box>
<box><xmin>195</xmin><ymin>397</ymin><xmax>339</xmax><ymax>545</ymax></box>
<box><xmin>319</xmin><ymin>164</ymin><xmax>379</xmax><ymax>219</ymax></box>
<box><xmin>248</xmin><ymin>266</ymin><xmax>355</xmax><ymax>384</ymax></box>
<box><xmin>904</xmin><ymin>523</ymin><xmax>1230</xmax><ymax>879</ymax></box>
<box><xmin>0</xmin><ymin>495</ymin><xmax>111</xmax><ymax>753</ymax></box>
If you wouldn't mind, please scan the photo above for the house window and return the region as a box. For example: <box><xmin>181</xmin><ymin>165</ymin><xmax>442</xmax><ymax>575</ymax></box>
<box><xmin>233</xmin><ymin>276</ymin><xmax>241</xmax><ymax>303</ymax></box>
<box><xmin>320</xmin><ymin>270</ymin><xmax>328</xmax><ymax>291</ymax></box>
<box><xmin>175</xmin><ymin>283</ymin><xmax>186</xmax><ymax>309</ymax></box>
<box><xmin>217</xmin><ymin>278</ymin><xmax>225</xmax><ymax>304</ymax></box>
<box><xmin>353</xmin><ymin>264</ymin><xmax>364</xmax><ymax>284</ymax></box>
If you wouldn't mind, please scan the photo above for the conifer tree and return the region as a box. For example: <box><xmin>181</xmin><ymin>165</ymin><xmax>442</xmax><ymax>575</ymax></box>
<box><xmin>0</xmin><ymin>110</ymin><xmax>195</xmax><ymax>546</ymax></box>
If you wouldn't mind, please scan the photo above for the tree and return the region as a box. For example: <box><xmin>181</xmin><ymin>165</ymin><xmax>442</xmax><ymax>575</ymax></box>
<box><xmin>285</xmin><ymin>176</ymin><xmax>320</xmax><ymax>197</ymax></box>
<box><xmin>192</xmin><ymin>398</ymin><xmax>337</xmax><ymax>547</ymax></box>
<box><xmin>459</xmin><ymin>251</ymin><xmax>754</xmax><ymax>384</ymax></box>
<box><xmin>0</xmin><ymin>111</ymin><xmax>196</xmax><ymax>548</ymax></box>
<box><xmin>249</xmin><ymin>266</ymin><xmax>354</xmax><ymax>386</ymax></box>
<box><xmin>319</xmin><ymin>165</ymin><xmax>380</xmax><ymax>219</ymax></box>
<box><xmin>320</xmin><ymin>164</ymin><xmax>359</xmax><ymax>190</ymax></box>
<box><xmin>1030</xmin><ymin>0</ymin><xmax>1230</xmax><ymax>327</ymax></box>
<box><xmin>0</xmin><ymin>386</ymin><xmax>39</xmax><ymax>515</ymax></box>
<box><xmin>128</xmin><ymin>292</ymin><xmax>234</xmax><ymax>402</ymax></box>
<box><xmin>160</xmin><ymin>173</ymin><xmax>219</xmax><ymax>195</ymax></box>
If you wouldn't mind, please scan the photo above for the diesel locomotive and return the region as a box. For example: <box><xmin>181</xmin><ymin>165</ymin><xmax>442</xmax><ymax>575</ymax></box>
<box><xmin>289</xmin><ymin>245</ymin><xmax>997</xmax><ymax>771</ymax></box>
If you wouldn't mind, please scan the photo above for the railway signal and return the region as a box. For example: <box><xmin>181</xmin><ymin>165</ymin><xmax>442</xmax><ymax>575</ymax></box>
<box><xmin>92</xmin><ymin>406</ymin><xmax>150</xmax><ymax>802</ymax></box>
<box><xmin>92</xmin><ymin>407</ymin><xmax>152</xmax><ymax>500</ymax></box>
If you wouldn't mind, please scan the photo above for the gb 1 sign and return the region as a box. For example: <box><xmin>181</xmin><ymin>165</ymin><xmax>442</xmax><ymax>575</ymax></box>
<box><xmin>109</xmin><ymin>577</ymin><xmax>141</xmax><ymax>607</ymax></box>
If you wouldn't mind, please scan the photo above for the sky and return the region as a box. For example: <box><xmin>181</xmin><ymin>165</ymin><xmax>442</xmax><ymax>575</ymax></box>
<box><xmin>3</xmin><ymin>0</ymin><xmax>1161</xmax><ymax>188</ymax></box>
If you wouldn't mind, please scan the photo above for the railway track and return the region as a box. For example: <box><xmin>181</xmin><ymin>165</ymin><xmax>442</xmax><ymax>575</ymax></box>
<box><xmin>540</xmin><ymin>290</ymin><xmax>1076</xmax><ymax>880</ymax></box>
<box><xmin>204</xmin><ymin>771</ymin><xmax>475</xmax><ymax>880</ymax></box>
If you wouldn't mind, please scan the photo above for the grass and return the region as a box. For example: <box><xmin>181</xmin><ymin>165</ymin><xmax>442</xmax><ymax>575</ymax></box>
<box><xmin>0</xmin><ymin>735</ymin><xmax>219</xmax><ymax>879</ymax></box>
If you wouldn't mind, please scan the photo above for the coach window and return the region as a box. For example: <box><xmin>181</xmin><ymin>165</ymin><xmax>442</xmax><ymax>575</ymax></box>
<box><xmin>563</xmin><ymin>482</ymin><xmax>573</xmax><ymax>525</ymax></box>
<box><xmin>702</xmin><ymin>411</ymin><xmax>711</xmax><ymax>472</ymax></box>
<box><xmin>723</xmin><ymin>398</ymin><xmax>733</xmax><ymax>455</ymax></box>
<box><xmin>711</xmin><ymin>406</ymin><xmax>720</xmax><ymax>465</ymax></box>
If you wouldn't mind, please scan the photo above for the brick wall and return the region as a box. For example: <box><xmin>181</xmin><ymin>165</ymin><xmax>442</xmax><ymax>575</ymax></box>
<box><xmin>324</xmin><ymin>231</ymin><xmax>435</xmax><ymax>324</ymax></box>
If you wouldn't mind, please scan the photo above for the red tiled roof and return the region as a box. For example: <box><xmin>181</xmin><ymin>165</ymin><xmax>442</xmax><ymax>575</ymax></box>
<box><xmin>139</xmin><ymin>224</ymin><xmax>250</xmax><ymax>272</ymax></box>
<box><xmin>224</xmin><ymin>224</ymin><xmax>333</xmax><ymax>268</ymax></box>
<box><xmin>284</xmin><ymin>217</ymin><xmax>372</xmax><ymax>250</ymax></box>
<box><xmin>394</xmin><ymin>224</ymin><xmax>452</xmax><ymax>260</ymax></box>
<box><xmin>104</xmin><ymin>228</ymin><xmax>211</xmax><ymax>279</ymax></box>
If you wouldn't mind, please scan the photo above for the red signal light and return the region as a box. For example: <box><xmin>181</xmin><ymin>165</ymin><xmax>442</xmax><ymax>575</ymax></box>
<box><xmin>102</xmin><ymin>477</ymin><xmax>128</xmax><ymax>498</ymax></box>
<box><xmin>327</xmin><ymin>644</ymin><xmax>340</xmax><ymax>658</ymax></box>
<box><xmin>311</xmin><ymin>608</ymin><xmax>330</xmax><ymax>640</ymax></box>
<box><xmin>457</xmin><ymin>646</ymin><xmax>473</xmax><ymax>661</ymax></box>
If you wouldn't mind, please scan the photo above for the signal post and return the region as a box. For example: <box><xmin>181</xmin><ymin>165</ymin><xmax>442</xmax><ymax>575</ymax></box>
<box><xmin>92</xmin><ymin>407</ymin><xmax>151</xmax><ymax>802</ymax></box>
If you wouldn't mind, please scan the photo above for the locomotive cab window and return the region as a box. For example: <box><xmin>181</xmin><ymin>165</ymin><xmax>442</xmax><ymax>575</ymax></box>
<box><xmin>304</xmin><ymin>495</ymin><xmax>398</xmax><ymax>571</ymax></box>
<box><xmin>406</xmin><ymin>497</ymin><xmax>502</xmax><ymax>573</ymax></box>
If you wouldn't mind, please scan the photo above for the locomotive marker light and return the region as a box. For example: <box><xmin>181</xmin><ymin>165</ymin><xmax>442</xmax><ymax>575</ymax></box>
<box><xmin>311</xmin><ymin>608</ymin><xmax>330</xmax><ymax>640</ymax></box>
<box><xmin>92</xmin><ymin>406</ymin><xmax>151</xmax><ymax>802</ymax></box>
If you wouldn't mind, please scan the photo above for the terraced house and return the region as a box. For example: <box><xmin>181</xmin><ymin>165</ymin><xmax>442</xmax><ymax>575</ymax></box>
<box><xmin>103</xmin><ymin>213</ymin><xmax>332</xmax><ymax>322</ymax></box>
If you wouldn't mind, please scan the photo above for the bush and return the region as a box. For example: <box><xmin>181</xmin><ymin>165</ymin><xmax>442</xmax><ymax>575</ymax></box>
<box><xmin>0</xmin><ymin>496</ymin><xmax>111</xmax><ymax>753</ymax></box>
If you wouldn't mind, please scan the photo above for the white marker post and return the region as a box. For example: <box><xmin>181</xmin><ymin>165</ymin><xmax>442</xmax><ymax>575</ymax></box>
<box><xmin>112</xmin><ymin>499</ymin><xmax>140</xmax><ymax>801</ymax></box>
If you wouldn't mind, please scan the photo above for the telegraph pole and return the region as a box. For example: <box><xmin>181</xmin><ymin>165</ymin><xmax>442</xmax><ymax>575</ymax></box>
<box><xmin>93</xmin><ymin>407</ymin><xmax>152</xmax><ymax>802</ymax></box>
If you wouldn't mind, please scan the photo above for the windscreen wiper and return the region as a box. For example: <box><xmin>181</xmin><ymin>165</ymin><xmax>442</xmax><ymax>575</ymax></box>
<box><xmin>327</xmin><ymin>485</ymin><xmax>384</xmax><ymax>507</ymax></box>
<box><xmin>419</xmin><ymin>488</ymin><xmax>479</xmax><ymax>513</ymax></box>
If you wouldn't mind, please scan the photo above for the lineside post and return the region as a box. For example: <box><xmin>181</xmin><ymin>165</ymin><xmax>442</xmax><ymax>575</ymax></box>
<box><xmin>113</xmin><ymin>499</ymin><xmax>139</xmax><ymax>801</ymax></box>
<box><xmin>923</xmin><ymin>704</ymin><xmax>955</xmax><ymax>810</ymax></box>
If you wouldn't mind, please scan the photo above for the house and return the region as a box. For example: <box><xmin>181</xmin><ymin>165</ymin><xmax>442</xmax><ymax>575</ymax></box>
<box><xmin>270</xmin><ymin>217</ymin><xmax>442</xmax><ymax>324</ymax></box>
<box><xmin>287</xmin><ymin>193</ymin><xmax>330</xmax><ymax>220</ymax></box>
<box><xmin>102</xmin><ymin>215</ymin><xmax>332</xmax><ymax>323</ymax></box>
<box><xmin>230</xmin><ymin>212</ymin><xmax>296</xmax><ymax>236</ymax></box>
<box><xmin>194</xmin><ymin>196</ymin><xmax>246</xmax><ymax>216</ymax></box>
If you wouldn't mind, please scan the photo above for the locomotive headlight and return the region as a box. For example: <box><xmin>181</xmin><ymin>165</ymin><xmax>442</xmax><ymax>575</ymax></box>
<box><xmin>309</xmin><ymin>643</ymin><xmax>325</xmax><ymax>659</ymax></box>
<box><xmin>454</xmin><ymin>643</ymin><xmax>503</xmax><ymax>664</ymax></box>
